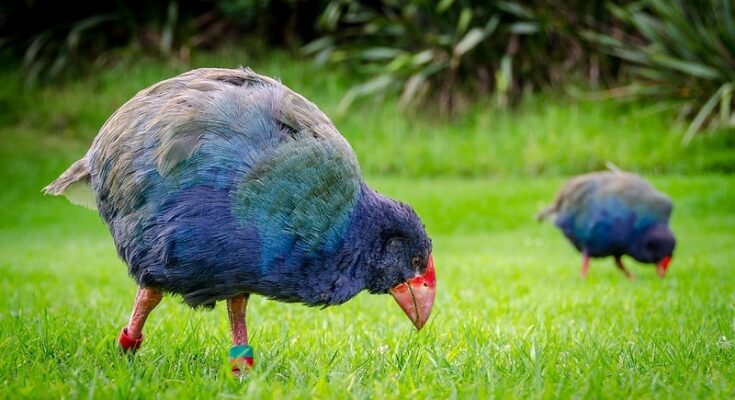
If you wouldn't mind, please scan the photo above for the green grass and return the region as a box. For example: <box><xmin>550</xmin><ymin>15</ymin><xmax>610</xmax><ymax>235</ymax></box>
<box><xmin>1</xmin><ymin>53</ymin><xmax>735</xmax><ymax>398</ymax></box>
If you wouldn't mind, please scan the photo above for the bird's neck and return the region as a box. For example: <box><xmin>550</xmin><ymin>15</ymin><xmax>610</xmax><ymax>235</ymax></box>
<box><xmin>308</xmin><ymin>185</ymin><xmax>395</xmax><ymax>305</ymax></box>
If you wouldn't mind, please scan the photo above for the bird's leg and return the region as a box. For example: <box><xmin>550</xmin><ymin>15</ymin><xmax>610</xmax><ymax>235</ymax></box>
<box><xmin>118</xmin><ymin>287</ymin><xmax>163</xmax><ymax>352</ymax></box>
<box><xmin>227</xmin><ymin>295</ymin><xmax>254</xmax><ymax>374</ymax></box>
<box><xmin>581</xmin><ymin>253</ymin><xmax>590</xmax><ymax>279</ymax></box>
<box><xmin>614</xmin><ymin>256</ymin><xmax>635</xmax><ymax>280</ymax></box>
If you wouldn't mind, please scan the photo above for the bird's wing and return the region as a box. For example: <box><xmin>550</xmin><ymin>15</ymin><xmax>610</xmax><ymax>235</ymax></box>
<box><xmin>599</xmin><ymin>173</ymin><xmax>673</xmax><ymax>224</ymax></box>
<box><xmin>234</xmin><ymin>131</ymin><xmax>361</xmax><ymax>272</ymax></box>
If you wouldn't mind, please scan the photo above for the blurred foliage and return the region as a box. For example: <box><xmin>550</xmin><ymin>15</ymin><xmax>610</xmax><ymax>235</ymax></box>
<box><xmin>2</xmin><ymin>0</ymin><xmax>203</xmax><ymax>84</ymax></box>
<box><xmin>3</xmin><ymin>49</ymin><xmax>733</xmax><ymax>177</ymax></box>
<box><xmin>585</xmin><ymin>0</ymin><xmax>735</xmax><ymax>143</ymax></box>
<box><xmin>218</xmin><ymin>0</ymin><xmax>326</xmax><ymax>45</ymax></box>
<box><xmin>303</xmin><ymin>0</ymin><xmax>630</xmax><ymax>114</ymax></box>
<box><xmin>1</xmin><ymin>0</ymin><xmax>734</xmax><ymax>142</ymax></box>
<box><xmin>0</xmin><ymin>0</ymin><xmax>323</xmax><ymax>84</ymax></box>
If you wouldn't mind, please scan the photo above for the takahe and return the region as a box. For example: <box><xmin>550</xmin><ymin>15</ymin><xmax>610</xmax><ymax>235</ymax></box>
<box><xmin>44</xmin><ymin>68</ymin><xmax>435</xmax><ymax>373</ymax></box>
<box><xmin>538</xmin><ymin>170</ymin><xmax>675</xmax><ymax>279</ymax></box>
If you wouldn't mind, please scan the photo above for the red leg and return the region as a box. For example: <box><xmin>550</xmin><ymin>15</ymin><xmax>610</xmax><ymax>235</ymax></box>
<box><xmin>614</xmin><ymin>256</ymin><xmax>635</xmax><ymax>280</ymax></box>
<box><xmin>118</xmin><ymin>287</ymin><xmax>163</xmax><ymax>352</ymax></box>
<box><xmin>581</xmin><ymin>253</ymin><xmax>590</xmax><ymax>279</ymax></box>
<box><xmin>227</xmin><ymin>295</ymin><xmax>254</xmax><ymax>375</ymax></box>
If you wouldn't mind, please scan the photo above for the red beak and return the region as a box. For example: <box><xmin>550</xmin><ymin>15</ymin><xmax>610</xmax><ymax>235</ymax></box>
<box><xmin>389</xmin><ymin>254</ymin><xmax>436</xmax><ymax>330</ymax></box>
<box><xmin>657</xmin><ymin>256</ymin><xmax>672</xmax><ymax>278</ymax></box>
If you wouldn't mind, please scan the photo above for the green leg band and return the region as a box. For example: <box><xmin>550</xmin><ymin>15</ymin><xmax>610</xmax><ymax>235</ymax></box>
<box><xmin>229</xmin><ymin>345</ymin><xmax>254</xmax><ymax>359</ymax></box>
<box><xmin>229</xmin><ymin>344</ymin><xmax>254</xmax><ymax>373</ymax></box>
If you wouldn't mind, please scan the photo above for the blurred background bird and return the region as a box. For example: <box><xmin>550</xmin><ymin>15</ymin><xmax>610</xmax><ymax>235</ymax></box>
<box><xmin>538</xmin><ymin>169</ymin><xmax>675</xmax><ymax>280</ymax></box>
<box><xmin>43</xmin><ymin>67</ymin><xmax>436</xmax><ymax>374</ymax></box>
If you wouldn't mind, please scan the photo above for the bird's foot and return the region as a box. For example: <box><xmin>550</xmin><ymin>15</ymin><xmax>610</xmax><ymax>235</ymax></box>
<box><xmin>229</xmin><ymin>344</ymin><xmax>254</xmax><ymax>376</ymax></box>
<box><xmin>118</xmin><ymin>327</ymin><xmax>144</xmax><ymax>353</ymax></box>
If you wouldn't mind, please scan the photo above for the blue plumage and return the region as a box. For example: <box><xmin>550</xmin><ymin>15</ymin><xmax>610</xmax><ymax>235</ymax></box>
<box><xmin>46</xmin><ymin>68</ymin><xmax>433</xmax><ymax>307</ymax></box>
<box><xmin>539</xmin><ymin>171</ymin><xmax>676</xmax><ymax>278</ymax></box>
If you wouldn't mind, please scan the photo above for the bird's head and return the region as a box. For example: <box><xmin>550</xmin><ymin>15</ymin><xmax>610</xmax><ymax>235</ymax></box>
<box><xmin>628</xmin><ymin>223</ymin><xmax>676</xmax><ymax>277</ymax></box>
<box><xmin>362</xmin><ymin>200</ymin><xmax>435</xmax><ymax>330</ymax></box>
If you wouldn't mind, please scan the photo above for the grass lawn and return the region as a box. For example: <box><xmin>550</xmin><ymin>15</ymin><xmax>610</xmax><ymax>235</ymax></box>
<box><xmin>1</xmin><ymin>53</ymin><xmax>735</xmax><ymax>398</ymax></box>
<box><xmin>2</xmin><ymin>159</ymin><xmax>735</xmax><ymax>398</ymax></box>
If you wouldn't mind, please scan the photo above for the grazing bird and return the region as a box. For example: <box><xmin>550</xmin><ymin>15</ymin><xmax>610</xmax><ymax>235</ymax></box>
<box><xmin>44</xmin><ymin>68</ymin><xmax>435</xmax><ymax>374</ymax></box>
<box><xmin>538</xmin><ymin>170</ymin><xmax>675</xmax><ymax>280</ymax></box>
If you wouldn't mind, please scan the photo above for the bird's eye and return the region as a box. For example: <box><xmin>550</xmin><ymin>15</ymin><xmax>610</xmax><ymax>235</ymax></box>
<box><xmin>412</xmin><ymin>257</ymin><xmax>421</xmax><ymax>269</ymax></box>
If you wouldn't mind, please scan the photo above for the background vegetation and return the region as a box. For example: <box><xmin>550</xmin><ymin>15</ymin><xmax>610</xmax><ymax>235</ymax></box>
<box><xmin>1</xmin><ymin>1</ymin><xmax>734</xmax><ymax>398</ymax></box>
<box><xmin>2</xmin><ymin>50</ymin><xmax>734</xmax><ymax>178</ymax></box>
<box><xmin>3</xmin><ymin>0</ymin><xmax>735</xmax><ymax>141</ymax></box>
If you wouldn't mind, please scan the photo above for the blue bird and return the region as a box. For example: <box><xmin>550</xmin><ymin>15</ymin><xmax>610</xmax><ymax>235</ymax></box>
<box><xmin>538</xmin><ymin>170</ymin><xmax>675</xmax><ymax>280</ymax></box>
<box><xmin>44</xmin><ymin>68</ymin><xmax>435</xmax><ymax>373</ymax></box>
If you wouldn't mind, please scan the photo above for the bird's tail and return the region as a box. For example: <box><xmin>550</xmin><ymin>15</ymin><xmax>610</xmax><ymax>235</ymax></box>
<box><xmin>537</xmin><ymin>192</ymin><xmax>564</xmax><ymax>222</ymax></box>
<box><xmin>536</xmin><ymin>203</ymin><xmax>557</xmax><ymax>222</ymax></box>
<box><xmin>42</xmin><ymin>157</ymin><xmax>97</xmax><ymax>210</ymax></box>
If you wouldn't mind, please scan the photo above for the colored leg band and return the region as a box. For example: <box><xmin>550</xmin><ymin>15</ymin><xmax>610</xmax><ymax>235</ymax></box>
<box><xmin>118</xmin><ymin>327</ymin><xmax>144</xmax><ymax>352</ymax></box>
<box><xmin>229</xmin><ymin>344</ymin><xmax>254</xmax><ymax>371</ymax></box>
